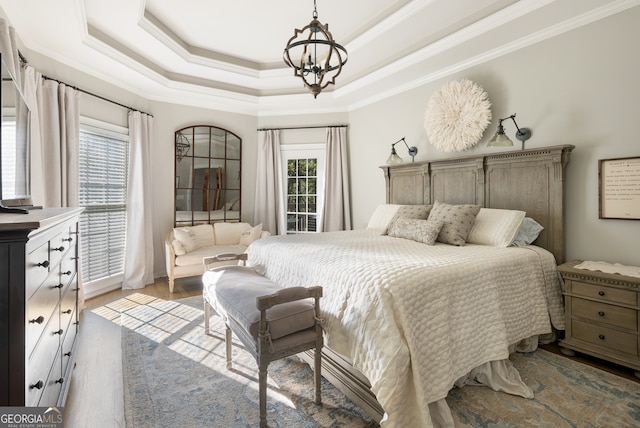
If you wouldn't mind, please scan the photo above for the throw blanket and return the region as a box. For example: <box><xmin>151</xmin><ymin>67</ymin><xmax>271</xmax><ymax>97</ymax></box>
<box><xmin>248</xmin><ymin>230</ymin><xmax>564</xmax><ymax>427</ymax></box>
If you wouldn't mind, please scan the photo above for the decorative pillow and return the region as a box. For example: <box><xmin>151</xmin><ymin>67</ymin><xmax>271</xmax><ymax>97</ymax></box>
<box><xmin>388</xmin><ymin>218</ymin><xmax>443</xmax><ymax>245</ymax></box>
<box><xmin>427</xmin><ymin>201</ymin><xmax>481</xmax><ymax>246</ymax></box>
<box><xmin>214</xmin><ymin>222</ymin><xmax>252</xmax><ymax>245</ymax></box>
<box><xmin>191</xmin><ymin>224</ymin><xmax>215</xmax><ymax>248</ymax></box>
<box><xmin>224</xmin><ymin>197</ymin><xmax>238</xmax><ymax>211</ymax></box>
<box><xmin>173</xmin><ymin>227</ymin><xmax>198</xmax><ymax>253</ymax></box>
<box><xmin>171</xmin><ymin>239</ymin><xmax>186</xmax><ymax>256</ymax></box>
<box><xmin>366</xmin><ymin>204</ymin><xmax>402</xmax><ymax>235</ymax></box>
<box><xmin>231</xmin><ymin>198</ymin><xmax>241</xmax><ymax>211</ymax></box>
<box><xmin>239</xmin><ymin>223</ymin><xmax>263</xmax><ymax>246</ymax></box>
<box><xmin>511</xmin><ymin>217</ymin><xmax>544</xmax><ymax>247</ymax></box>
<box><xmin>467</xmin><ymin>208</ymin><xmax>526</xmax><ymax>247</ymax></box>
<box><xmin>387</xmin><ymin>205</ymin><xmax>433</xmax><ymax>233</ymax></box>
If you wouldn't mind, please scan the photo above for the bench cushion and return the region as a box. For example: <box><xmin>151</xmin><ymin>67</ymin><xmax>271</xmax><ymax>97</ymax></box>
<box><xmin>203</xmin><ymin>266</ymin><xmax>315</xmax><ymax>341</ymax></box>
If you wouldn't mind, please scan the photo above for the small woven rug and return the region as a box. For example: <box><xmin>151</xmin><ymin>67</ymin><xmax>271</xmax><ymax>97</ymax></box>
<box><xmin>120</xmin><ymin>294</ymin><xmax>640</xmax><ymax>427</ymax></box>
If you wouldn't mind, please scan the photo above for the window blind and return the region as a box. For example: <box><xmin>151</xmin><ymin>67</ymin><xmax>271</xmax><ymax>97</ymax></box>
<box><xmin>78</xmin><ymin>124</ymin><xmax>128</xmax><ymax>284</ymax></box>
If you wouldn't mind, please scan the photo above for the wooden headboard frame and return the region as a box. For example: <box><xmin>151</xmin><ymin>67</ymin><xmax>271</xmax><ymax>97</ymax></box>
<box><xmin>381</xmin><ymin>144</ymin><xmax>574</xmax><ymax>263</ymax></box>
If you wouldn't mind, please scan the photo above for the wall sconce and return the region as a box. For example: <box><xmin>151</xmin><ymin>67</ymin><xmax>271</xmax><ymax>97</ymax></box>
<box><xmin>386</xmin><ymin>137</ymin><xmax>418</xmax><ymax>164</ymax></box>
<box><xmin>487</xmin><ymin>113</ymin><xmax>532</xmax><ymax>150</ymax></box>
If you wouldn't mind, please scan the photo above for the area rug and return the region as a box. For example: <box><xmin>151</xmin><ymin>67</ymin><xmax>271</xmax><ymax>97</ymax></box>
<box><xmin>121</xmin><ymin>294</ymin><xmax>640</xmax><ymax>427</ymax></box>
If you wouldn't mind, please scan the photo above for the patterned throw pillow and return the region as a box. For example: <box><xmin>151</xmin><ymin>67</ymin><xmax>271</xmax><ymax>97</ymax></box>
<box><xmin>386</xmin><ymin>205</ymin><xmax>433</xmax><ymax>235</ymax></box>
<box><xmin>387</xmin><ymin>218</ymin><xmax>443</xmax><ymax>245</ymax></box>
<box><xmin>427</xmin><ymin>201</ymin><xmax>481</xmax><ymax>246</ymax></box>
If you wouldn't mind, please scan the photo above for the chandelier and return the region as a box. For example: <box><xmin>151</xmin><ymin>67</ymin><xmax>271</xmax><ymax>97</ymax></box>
<box><xmin>283</xmin><ymin>0</ymin><xmax>348</xmax><ymax>98</ymax></box>
<box><xmin>175</xmin><ymin>132</ymin><xmax>190</xmax><ymax>163</ymax></box>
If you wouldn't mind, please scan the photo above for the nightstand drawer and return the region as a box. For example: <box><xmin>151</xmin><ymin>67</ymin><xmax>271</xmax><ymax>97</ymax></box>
<box><xmin>570</xmin><ymin>280</ymin><xmax>636</xmax><ymax>306</ymax></box>
<box><xmin>572</xmin><ymin>298</ymin><xmax>637</xmax><ymax>331</ymax></box>
<box><xmin>572</xmin><ymin>319</ymin><xmax>637</xmax><ymax>356</ymax></box>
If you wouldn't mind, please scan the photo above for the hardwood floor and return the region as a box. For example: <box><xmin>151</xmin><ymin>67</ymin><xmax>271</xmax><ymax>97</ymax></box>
<box><xmin>63</xmin><ymin>276</ymin><xmax>202</xmax><ymax>428</ymax></box>
<box><xmin>63</xmin><ymin>276</ymin><xmax>639</xmax><ymax>427</ymax></box>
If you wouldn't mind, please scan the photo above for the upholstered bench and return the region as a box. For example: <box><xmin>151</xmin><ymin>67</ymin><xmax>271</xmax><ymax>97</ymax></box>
<box><xmin>202</xmin><ymin>253</ymin><xmax>323</xmax><ymax>428</ymax></box>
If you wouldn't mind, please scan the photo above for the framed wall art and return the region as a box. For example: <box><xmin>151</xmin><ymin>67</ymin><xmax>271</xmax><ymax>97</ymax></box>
<box><xmin>598</xmin><ymin>156</ymin><xmax>640</xmax><ymax>220</ymax></box>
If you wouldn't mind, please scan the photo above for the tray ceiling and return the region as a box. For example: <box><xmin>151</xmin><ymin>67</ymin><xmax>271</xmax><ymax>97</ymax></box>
<box><xmin>0</xmin><ymin>0</ymin><xmax>636</xmax><ymax>115</ymax></box>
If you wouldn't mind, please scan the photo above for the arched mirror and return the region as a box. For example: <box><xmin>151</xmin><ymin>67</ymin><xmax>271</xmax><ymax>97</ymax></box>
<box><xmin>174</xmin><ymin>125</ymin><xmax>241</xmax><ymax>226</ymax></box>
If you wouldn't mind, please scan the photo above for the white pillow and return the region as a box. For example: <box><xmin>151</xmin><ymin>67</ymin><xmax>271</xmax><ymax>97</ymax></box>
<box><xmin>239</xmin><ymin>223</ymin><xmax>263</xmax><ymax>246</ymax></box>
<box><xmin>366</xmin><ymin>204</ymin><xmax>402</xmax><ymax>235</ymax></box>
<box><xmin>511</xmin><ymin>217</ymin><xmax>544</xmax><ymax>247</ymax></box>
<box><xmin>214</xmin><ymin>222</ymin><xmax>251</xmax><ymax>245</ymax></box>
<box><xmin>173</xmin><ymin>227</ymin><xmax>198</xmax><ymax>253</ymax></box>
<box><xmin>191</xmin><ymin>224</ymin><xmax>215</xmax><ymax>248</ymax></box>
<box><xmin>467</xmin><ymin>208</ymin><xmax>526</xmax><ymax>247</ymax></box>
<box><xmin>171</xmin><ymin>239</ymin><xmax>186</xmax><ymax>256</ymax></box>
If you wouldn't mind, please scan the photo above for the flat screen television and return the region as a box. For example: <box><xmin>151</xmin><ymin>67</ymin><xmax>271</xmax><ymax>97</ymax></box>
<box><xmin>0</xmin><ymin>53</ymin><xmax>31</xmax><ymax>214</ymax></box>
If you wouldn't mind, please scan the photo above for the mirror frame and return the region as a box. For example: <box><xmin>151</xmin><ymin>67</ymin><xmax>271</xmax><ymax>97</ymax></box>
<box><xmin>174</xmin><ymin>125</ymin><xmax>242</xmax><ymax>226</ymax></box>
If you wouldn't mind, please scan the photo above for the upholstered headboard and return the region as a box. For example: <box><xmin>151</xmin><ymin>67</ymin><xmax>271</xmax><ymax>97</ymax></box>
<box><xmin>381</xmin><ymin>144</ymin><xmax>574</xmax><ymax>263</ymax></box>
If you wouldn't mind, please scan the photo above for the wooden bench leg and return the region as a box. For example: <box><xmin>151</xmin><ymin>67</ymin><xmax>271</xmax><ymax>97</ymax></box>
<box><xmin>259</xmin><ymin>359</ymin><xmax>268</xmax><ymax>428</ymax></box>
<box><xmin>203</xmin><ymin>301</ymin><xmax>211</xmax><ymax>336</ymax></box>
<box><xmin>225</xmin><ymin>325</ymin><xmax>233</xmax><ymax>370</ymax></box>
<box><xmin>314</xmin><ymin>345</ymin><xmax>322</xmax><ymax>405</ymax></box>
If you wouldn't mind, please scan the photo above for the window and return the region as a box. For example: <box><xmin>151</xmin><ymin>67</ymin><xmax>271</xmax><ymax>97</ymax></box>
<box><xmin>78</xmin><ymin>118</ymin><xmax>128</xmax><ymax>294</ymax></box>
<box><xmin>281</xmin><ymin>144</ymin><xmax>325</xmax><ymax>234</ymax></box>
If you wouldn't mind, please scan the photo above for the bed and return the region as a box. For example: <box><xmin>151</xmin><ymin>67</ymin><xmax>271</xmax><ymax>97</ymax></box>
<box><xmin>246</xmin><ymin>145</ymin><xmax>574</xmax><ymax>427</ymax></box>
<box><xmin>175</xmin><ymin>209</ymin><xmax>240</xmax><ymax>225</ymax></box>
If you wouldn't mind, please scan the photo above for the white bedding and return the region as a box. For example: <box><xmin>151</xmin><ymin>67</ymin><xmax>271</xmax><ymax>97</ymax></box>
<box><xmin>247</xmin><ymin>229</ymin><xmax>565</xmax><ymax>427</ymax></box>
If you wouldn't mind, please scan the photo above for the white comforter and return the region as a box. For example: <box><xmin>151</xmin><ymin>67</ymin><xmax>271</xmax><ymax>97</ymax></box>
<box><xmin>247</xmin><ymin>230</ymin><xmax>565</xmax><ymax>427</ymax></box>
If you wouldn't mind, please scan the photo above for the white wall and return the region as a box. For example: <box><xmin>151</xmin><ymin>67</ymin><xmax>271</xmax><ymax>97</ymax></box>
<box><xmin>15</xmin><ymin>5</ymin><xmax>640</xmax><ymax>281</ymax></box>
<box><xmin>349</xmin><ymin>7</ymin><xmax>640</xmax><ymax>266</ymax></box>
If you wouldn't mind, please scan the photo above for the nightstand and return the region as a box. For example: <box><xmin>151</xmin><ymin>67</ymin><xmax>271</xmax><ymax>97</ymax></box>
<box><xmin>557</xmin><ymin>260</ymin><xmax>640</xmax><ymax>379</ymax></box>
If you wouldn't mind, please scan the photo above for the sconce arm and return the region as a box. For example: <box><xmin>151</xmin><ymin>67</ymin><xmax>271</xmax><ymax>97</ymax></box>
<box><xmin>391</xmin><ymin>137</ymin><xmax>418</xmax><ymax>160</ymax></box>
<box><xmin>499</xmin><ymin>114</ymin><xmax>532</xmax><ymax>143</ymax></box>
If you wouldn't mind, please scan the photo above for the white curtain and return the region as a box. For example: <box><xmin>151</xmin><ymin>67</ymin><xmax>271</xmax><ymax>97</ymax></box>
<box><xmin>122</xmin><ymin>111</ymin><xmax>155</xmax><ymax>289</ymax></box>
<box><xmin>253</xmin><ymin>129</ymin><xmax>284</xmax><ymax>235</ymax></box>
<box><xmin>37</xmin><ymin>79</ymin><xmax>80</xmax><ymax>208</ymax></box>
<box><xmin>322</xmin><ymin>126</ymin><xmax>351</xmax><ymax>231</ymax></box>
<box><xmin>0</xmin><ymin>19</ymin><xmax>20</xmax><ymax>85</ymax></box>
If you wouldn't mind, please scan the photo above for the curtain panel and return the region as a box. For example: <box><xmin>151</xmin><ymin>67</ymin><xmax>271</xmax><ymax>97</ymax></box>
<box><xmin>322</xmin><ymin>126</ymin><xmax>352</xmax><ymax>231</ymax></box>
<box><xmin>122</xmin><ymin>111</ymin><xmax>155</xmax><ymax>289</ymax></box>
<box><xmin>254</xmin><ymin>129</ymin><xmax>284</xmax><ymax>235</ymax></box>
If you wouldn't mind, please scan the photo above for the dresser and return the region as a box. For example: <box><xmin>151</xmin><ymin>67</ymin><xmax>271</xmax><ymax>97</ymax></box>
<box><xmin>557</xmin><ymin>260</ymin><xmax>640</xmax><ymax>378</ymax></box>
<box><xmin>0</xmin><ymin>207</ymin><xmax>83</xmax><ymax>406</ymax></box>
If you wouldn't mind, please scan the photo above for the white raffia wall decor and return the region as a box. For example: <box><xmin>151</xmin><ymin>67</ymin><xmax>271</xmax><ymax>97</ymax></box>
<box><xmin>424</xmin><ymin>79</ymin><xmax>492</xmax><ymax>152</ymax></box>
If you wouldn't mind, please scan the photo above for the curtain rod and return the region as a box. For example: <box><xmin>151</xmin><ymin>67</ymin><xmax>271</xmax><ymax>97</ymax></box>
<box><xmin>41</xmin><ymin>75</ymin><xmax>153</xmax><ymax>117</ymax></box>
<box><xmin>19</xmin><ymin>49</ymin><xmax>153</xmax><ymax>117</ymax></box>
<box><xmin>257</xmin><ymin>124</ymin><xmax>348</xmax><ymax>131</ymax></box>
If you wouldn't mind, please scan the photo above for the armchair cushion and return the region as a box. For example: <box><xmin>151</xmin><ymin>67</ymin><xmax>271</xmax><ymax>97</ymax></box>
<box><xmin>173</xmin><ymin>224</ymin><xmax>215</xmax><ymax>254</ymax></box>
<box><xmin>214</xmin><ymin>222</ymin><xmax>252</xmax><ymax>245</ymax></box>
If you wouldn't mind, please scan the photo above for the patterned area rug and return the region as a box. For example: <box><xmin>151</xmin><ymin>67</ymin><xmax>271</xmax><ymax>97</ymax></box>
<box><xmin>120</xmin><ymin>294</ymin><xmax>640</xmax><ymax>427</ymax></box>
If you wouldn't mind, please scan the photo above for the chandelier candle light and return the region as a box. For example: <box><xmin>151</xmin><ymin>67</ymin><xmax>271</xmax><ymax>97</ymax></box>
<box><xmin>283</xmin><ymin>0</ymin><xmax>348</xmax><ymax>98</ymax></box>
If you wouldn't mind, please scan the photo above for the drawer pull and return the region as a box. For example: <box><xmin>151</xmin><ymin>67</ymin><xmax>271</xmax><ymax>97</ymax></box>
<box><xmin>598</xmin><ymin>291</ymin><xmax>605</xmax><ymax>296</ymax></box>
<box><xmin>62</xmin><ymin>270</ymin><xmax>72</xmax><ymax>276</ymax></box>
<box><xmin>52</xmin><ymin>246</ymin><xmax>65</xmax><ymax>252</ymax></box>
<box><xmin>62</xmin><ymin>237</ymin><xmax>73</xmax><ymax>242</ymax></box>
<box><xmin>29</xmin><ymin>316</ymin><xmax>45</xmax><ymax>324</ymax></box>
<box><xmin>54</xmin><ymin>329</ymin><xmax>64</xmax><ymax>335</ymax></box>
<box><xmin>37</xmin><ymin>260</ymin><xmax>50</xmax><ymax>268</ymax></box>
<box><xmin>598</xmin><ymin>311</ymin><xmax>605</xmax><ymax>317</ymax></box>
<box><xmin>64</xmin><ymin>351</ymin><xmax>72</xmax><ymax>357</ymax></box>
<box><xmin>55</xmin><ymin>378</ymin><xmax>64</xmax><ymax>384</ymax></box>
<box><xmin>62</xmin><ymin>309</ymin><xmax>72</xmax><ymax>315</ymax></box>
<box><xmin>30</xmin><ymin>380</ymin><xmax>44</xmax><ymax>390</ymax></box>
<box><xmin>53</xmin><ymin>283</ymin><xmax>63</xmax><ymax>289</ymax></box>
<box><xmin>598</xmin><ymin>334</ymin><xmax>606</xmax><ymax>340</ymax></box>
